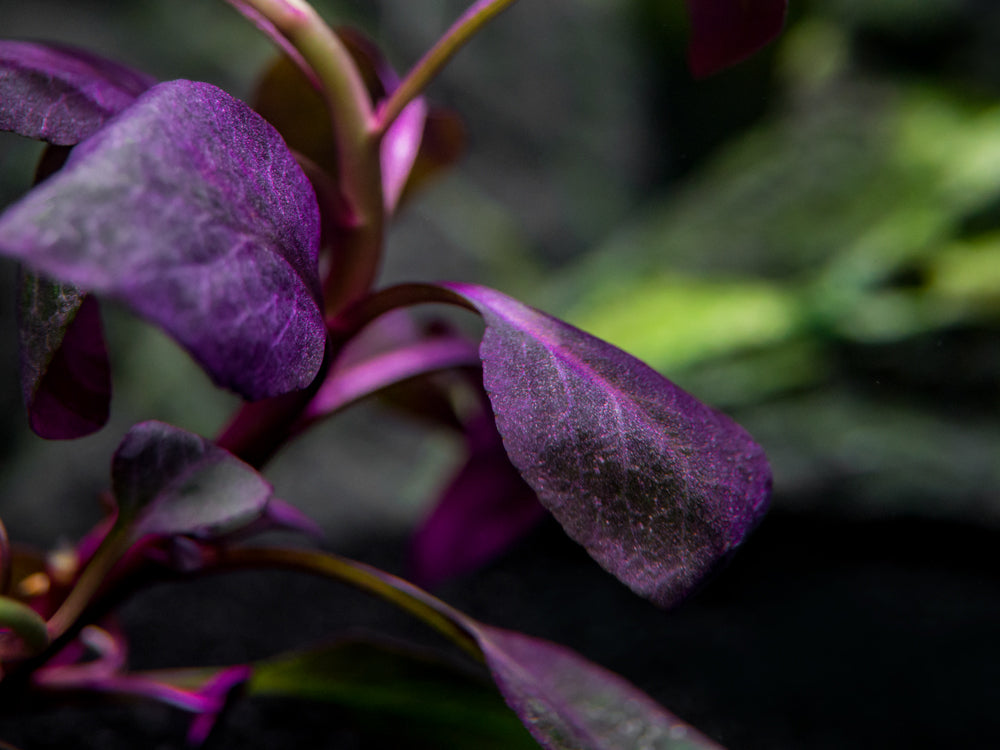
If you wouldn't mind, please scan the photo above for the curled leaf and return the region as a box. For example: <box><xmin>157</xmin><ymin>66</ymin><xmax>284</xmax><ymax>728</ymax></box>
<box><xmin>438</xmin><ymin>283</ymin><xmax>772</xmax><ymax>609</ymax></box>
<box><xmin>0</xmin><ymin>40</ymin><xmax>154</xmax><ymax>144</ymax></box>
<box><xmin>686</xmin><ymin>0</ymin><xmax>788</xmax><ymax>78</ymax></box>
<box><xmin>0</xmin><ymin>79</ymin><xmax>326</xmax><ymax>399</ymax></box>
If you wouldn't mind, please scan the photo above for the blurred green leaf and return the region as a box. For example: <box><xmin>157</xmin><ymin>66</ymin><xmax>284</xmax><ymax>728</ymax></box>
<box><xmin>250</xmin><ymin>639</ymin><xmax>538</xmax><ymax>750</ymax></box>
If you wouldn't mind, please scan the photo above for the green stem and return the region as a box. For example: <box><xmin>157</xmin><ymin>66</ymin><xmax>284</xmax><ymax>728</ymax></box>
<box><xmin>0</xmin><ymin>596</ymin><xmax>49</xmax><ymax>656</ymax></box>
<box><xmin>212</xmin><ymin>547</ymin><xmax>483</xmax><ymax>662</ymax></box>
<box><xmin>375</xmin><ymin>0</ymin><xmax>522</xmax><ymax>136</ymax></box>
<box><xmin>44</xmin><ymin>528</ymin><xmax>131</xmax><ymax>640</ymax></box>
<box><xmin>231</xmin><ymin>0</ymin><xmax>385</xmax><ymax>315</ymax></box>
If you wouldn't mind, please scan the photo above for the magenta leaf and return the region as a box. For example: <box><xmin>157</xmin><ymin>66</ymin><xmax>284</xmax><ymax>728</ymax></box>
<box><xmin>437</xmin><ymin>283</ymin><xmax>771</xmax><ymax>609</ymax></box>
<box><xmin>111</xmin><ymin>421</ymin><xmax>275</xmax><ymax>540</ymax></box>
<box><xmin>410</xmin><ymin>411</ymin><xmax>545</xmax><ymax>587</ymax></box>
<box><xmin>0</xmin><ymin>79</ymin><xmax>326</xmax><ymax>399</ymax></box>
<box><xmin>16</xmin><ymin>274</ymin><xmax>110</xmax><ymax>439</ymax></box>
<box><xmin>686</xmin><ymin>0</ymin><xmax>788</xmax><ymax>78</ymax></box>
<box><xmin>0</xmin><ymin>40</ymin><xmax>155</xmax><ymax>144</ymax></box>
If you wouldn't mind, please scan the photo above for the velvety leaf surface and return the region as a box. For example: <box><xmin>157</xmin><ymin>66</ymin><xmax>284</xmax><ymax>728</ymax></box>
<box><xmin>410</xmin><ymin>411</ymin><xmax>545</xmax><ymax>587</ymax></box>
<box><xmin>0</xmin><ymin>79</ymin><xmax>325</xmax><ymax>399</ymax></box>
<box><xmin>686</xmin><ymin>0</ymin><xmax>787</xmax><ymax>77</ymax></box>
<box><xmin>250</xmin><ymin>639</ymin><xmax>538</xmax><ymax>749</ymax></box>
<box><xmin>0</xmin><ymin>40</ymin><xmax>154</xmax><ymax>144</ymax></box>
<box><xmin>16</xmin><ymin>273</ymin><xmax>110</xmax><ymax>439</ymax></box>
<box><xmin>440</xmin><ymin>283</ymin><xmax>771</xmax><ymax>609</ymax></box>
<box><xmin>111</xmin><ymin>421</ymin><xmax>273</xmax><ymax>539</ymax></box>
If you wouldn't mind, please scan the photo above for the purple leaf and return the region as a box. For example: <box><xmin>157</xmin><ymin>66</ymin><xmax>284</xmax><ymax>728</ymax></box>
<box><xmin>0</xmin><ymin>40</ymin><xmax>155</xmax><ymax>144</ymax></box>
<box><xmin>16</xmin><ymin>273</ymin><xmax>110</xmax><ymax>439</ymax></box>
<box><xmin>410</xmin><ymin>411</ymin><xmax>545</xmax><ymax>587</ymax></box>
<box><xmin>439</xmin><ymin>283</ymin><xmax>771</xmax><ymax>609</ymax></box>
<box><xmin>0</xmin><ymin>79</ymin><xmax>326</xmax><ymax>399</ymax></box>
<box><xmin>112</xmin><ymin>421</ymin><xmax>274</xmax><ymax>540</ymax></box>
<box><xmin>686</xmin><ymin>0</ymin><xmax>788</xmax><ymax>78</ymax></box>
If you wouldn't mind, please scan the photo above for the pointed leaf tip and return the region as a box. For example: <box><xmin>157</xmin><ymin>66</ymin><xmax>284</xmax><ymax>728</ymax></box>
<box><xmin>439</xmin><ymin>283</ymin><xmax>771</xmax><ymax>609</ymax></box>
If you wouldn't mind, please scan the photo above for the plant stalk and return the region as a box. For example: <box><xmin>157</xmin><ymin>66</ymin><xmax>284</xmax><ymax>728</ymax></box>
<box><xmin>211</xmin><ymin>547</ymin><xmax>483</xmax><ymax>661</ymax></box>
<box><xmin>376</xmin><ymin>0</ymin><xmax>522</xmax><ymax>135</ymax></box>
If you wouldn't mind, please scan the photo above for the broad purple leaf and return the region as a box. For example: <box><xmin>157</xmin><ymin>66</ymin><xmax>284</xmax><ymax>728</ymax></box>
<box><xmin>686</xmin><ymin>0</ymin><xmax>788</xmax><ymax>78</ymax></box>
<box><xmin>410</xmin><ymin>412</ymin><xmax>545</xmax><ymax>587</ymax></box>
<box><xmin>0</xmin><ymin>79</ymin><xmax>326</xmax><ymax>399</ymax></box>
<box><xmin>0</xmin><ymin>40</ymin><xmax>154</xmax><ymax>144</ymax></box>
<box><xmin>439</xmin><ymin>283</ymin><xmax>771</xmax><ymax>609</ymax></box>
<box><xmin>17</xmin><ymin>273</ymin><xmax>110</xmax><ymax>439</ymax></box>
<box><xmin>111</xmin><ymin>421</ymin><xmax>274</xmax><ymax>540</ymax></box>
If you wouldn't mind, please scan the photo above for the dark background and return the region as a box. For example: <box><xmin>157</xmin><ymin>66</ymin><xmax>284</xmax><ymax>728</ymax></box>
<box><xmin>1</xmin><ymin>1</ymin><xmax>999</xmax><ymax>747</ymax></box>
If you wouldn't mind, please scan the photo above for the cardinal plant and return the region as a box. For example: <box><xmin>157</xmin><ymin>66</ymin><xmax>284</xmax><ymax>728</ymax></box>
<box><xmin>0</xmin><ymin>1</ymin><xmax>785</xmax><ymax>747</ymax></box>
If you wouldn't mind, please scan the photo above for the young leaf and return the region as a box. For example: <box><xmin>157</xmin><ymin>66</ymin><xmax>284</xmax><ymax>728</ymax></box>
<box><xmin>0</xmin><ymin>79</ymin><xmax>326</xmax><ymax>399</ymax></box>
<box><xmin>16</xmin><ymin>273</ymin><xmax>111</xmax><ymax>439</ymax></box>
<box><xmin>250</xmin><ymin>639</ymin><xmax>538</xmax><ymax>749</ymax></box>
<box><xmin>438</xmin><ymin>283</ymin><xmax>772</xmax><ymax>609</ymax></box>
<box><xmin>0</xmin><ymin>40</ymin><xmax>154</xmax><ymax>144</ymax></box>
<box><xmin>686</xmin><ymin>0</ymin><xmax>788</xmax><ymax>78</ymax></box>
<box><xmin>112</xmin><ymin>421</ymin><xmax>275</xmax><ymax>540</ymax></box>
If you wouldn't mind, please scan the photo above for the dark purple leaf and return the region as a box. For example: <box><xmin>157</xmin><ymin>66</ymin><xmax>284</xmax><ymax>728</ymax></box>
<box><xmin>438</xmin><ymin>283</ymin><xmax>771</xmax><ymax>609</ymax></box>
<box><xmin>273</xmin><ymin>551</ymin><xmax>720</xmax><ymax>749</ymax></box>
<box><xmin>410</xmin><ymin>411</ymin><xmax>545</xmax><ymax>587</ymax></box>
<box><xmin>111</xmin><ymin>421</ymin><xmax>274</xmax><ymax>540</ymax></box>
<box><xmin>475</xmin><ymin>625</ymin><xmax>721</xmax><ymax>750</ymax></box>
<box><xmin>0</xmin><ymin>79</ymin><xmax>326</xmax><ymax>399</ymax></box>
<box><xmin>0</xmin><ymin>40</ymin><xmax>154</xmax><ymax>144</ymax></box>
<box><xmin>2</xmin><ymin>41</ymin><xmax>148</xmax><ymax>440</ymax></box>
<box><xmin>17</xmin><ymin>272</ymin><xmax>110</xmax><ymax>439</ymax></box>
<box><xmin>686</xmin><ymin>0</ymin><xmax>788</xmax><ymax>78</ymax></box>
